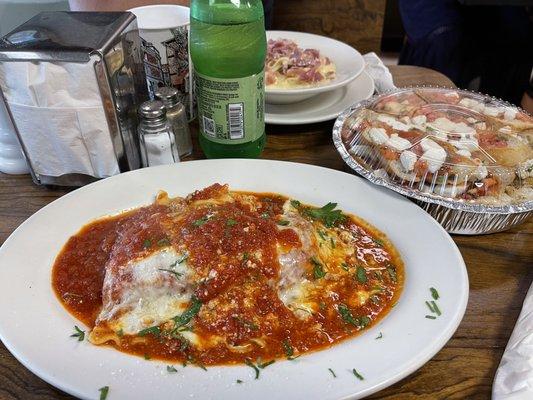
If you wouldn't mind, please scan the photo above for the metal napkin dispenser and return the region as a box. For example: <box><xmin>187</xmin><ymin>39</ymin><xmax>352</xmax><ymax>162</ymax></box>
<box><xmin>0</xmin><ymin>12</ymin><xmax>149</xmax><ymax>186</ymax></box>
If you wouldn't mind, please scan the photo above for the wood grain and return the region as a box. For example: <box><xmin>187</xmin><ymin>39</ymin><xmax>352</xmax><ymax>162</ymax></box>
<box><xmin>271</xmin><ymin>0</ymin><xmax>386</xmax><ymax>54</ymax></box>
<box><xmin>1</xmin><ymin>66</ymin><xmax>531</xmax><ymax>400</ymax></box>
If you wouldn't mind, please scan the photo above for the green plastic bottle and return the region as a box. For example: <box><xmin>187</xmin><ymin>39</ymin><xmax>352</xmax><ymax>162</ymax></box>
<box><xmin>190</xmin><ymin>0</ymin><xmax>266</xmax><ymax>158</ymax></box>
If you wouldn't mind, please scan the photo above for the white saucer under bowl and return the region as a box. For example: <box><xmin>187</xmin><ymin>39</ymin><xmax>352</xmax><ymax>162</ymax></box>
<box><xmin>265</xmin><ymin>70</ymin><xmax>374</xmax><ymax>125</ymax></box>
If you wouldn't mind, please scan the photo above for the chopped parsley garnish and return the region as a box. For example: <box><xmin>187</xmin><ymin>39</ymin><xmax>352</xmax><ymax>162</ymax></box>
<box><xmin>260</xmin><ymin>212</ymin><xmax>270</xmax><ymax>219</ymax></box>
<box><xmin>244</xmin><ymin>358</ymin><xmax>261</xmax><ymax>379</ymax></box>
<box><xmin>375</xmin><ymin>332</ymin><xmax>383</xmax><ymax>339</ymax></box>
<box><xmin>317</xmin><ymin>230</ymin><xmax>327</xmax><ymax>240</ymax></box>
<box><xmin>352</xmin><ymin>369</ymin><xmax>364</xmax><ymax>381</ymax></box>
<box><xmin>116</xmin><ymin>329</ymin><xmax>124</xmax><ymax>338</ymax></box>
<box><xmin>172</xmin><ymin>297</ymin><xmax>202</xmax><ymax>328</ymax></box>
<box><xmin>337</xmin><ymin>304</ymin><xmax>370</xmax><ymax>329</ymax></box>
<box><xmin>373</xmin><ymin>238</ymin><xmax>384</xmax><ymax>247</ymax></box>
<box><xmin>341</xmin><ymin>262</ymin><xmax>350</xmax><ymax>271</ymax></box>
<box><xmin>430</xmin><ymin>287</ymin><xmax>440</xmax><ymax>300</ymax></box>
<box><xmin>431</xmin><ymin>300</ymin><xmax>441</xmax><ymax>316</ymax></box>
<box><xmin>158</xmin><ymin>268</ymin><xmax>182</xmax><ymax>279</ymax></box>
<box><xmin>226</xmin><ymin>218</ymin><xmax>238</xmax><ymax>226</ymax></box>
<box><xmin>236</xmin><ymin>379</ymin><xmax>243</xmax><ymax>384</ymax></box>
<box><xmin>142</xmin><ymin>239</ymin><xmax>152</xmax><ymax>249</ymax></box>
<box><xmin>192</xmin><ymin>216</ymin><xmax>210</xmax><ymax>227</ymax></box>
<box><xmin>186</xmin><ymin>354</ymin><xmax>207</xmax><ymax>371</ymax></box>
<box><xmin>144</xmin><ymin>353</ymin><xmax>151</xmax><ymax>360</ymax></box>
<box><xmin>258</xmin><ymin>359</ymin><xmax>275</xmax><ymax>369</ymax></box>
<box><xmin>98</xmin><ymin>386</ymin><xmax>109</xmax><ymax>400</ymax></box>
<box><xmin>233</xmin><ymin>316</ymin><xmax>259</xmax><ymax>331</ymax></box>
<box><xmin>277</xmin><ymin>220</ymin><xmax>290</xmax><ymax>226</ymax></box>
<box><xmin>355</xmin><ymin>266</ymin><xmax>367</xmax><ymax>283</ymax></box>
<box><xmin>330</xmin><ymin>237</ymin><xmax>335</xmax><ymax>248</ymax></box>
<box><xmin>328</xmin><ymin>368</ymin><xmax>337</xmax><ymax>378</ymax></box>
<box><xmin>304</xmin><ymin>202</ymin><xmax>346</xmax><ymax>227</ymax></box>
<box><xmin>359</xmin><ymin>316</ymin><xmax>371</xmax><ymax>328</ymax></box>
<box><xmin>311</xmin><ymin>257</ymin><xmax>326</xmax><ymax>279</ymax></box>
<box><xmin>290</xmin><ymin>200</ymin><xmax>301</xmax><ymax>209</ymax></box>
<box><xmin>70</xmin><ymin>325</ymin><xmax>85</xmax><ymax>341</ymax></box>
<box><xmin>138</xmin><ymin>326</ymin><xmax>161</xmax><ymax>337</ymax></box>
<box><xmin>282</xmin><ymin>339</ymin><xmax>300</xmax><ymax>360</ymax></box>
<box><xmin>167</xmin><ymin>365</ymin><xmax>178</xmax><ymax>373</ymax></box>
<box><xmin>425</xmin><ymin>301</ymin><xmax>435</xmax><ymax>313</ymax></box>
<box><xmin>337</xmin><ymin>304</ymin><xmax>358</xmax><ymax>326</ymax></box>
<box><xmin>387</xmin><ymin>266</ymin><xmax>397</xmax><ymax>283</ymax></box>
<box><xmin>242</xmin><ymin>252</ymin><xmax>249</xmax><ymax>261</ymax></box>
<box><xmin>425</xmin><ymin>315</ymin><xmax>437</xmax><ymax>320</ymax></box>
<box><xmin>157</xmin><ymin>237</ymin><xmax>171</xmax><ymax>247</ymax></box>
<box><xmin>175</xmin><ymin>253</ymin><xmax>189</xmax><ymax>265</ymax></box>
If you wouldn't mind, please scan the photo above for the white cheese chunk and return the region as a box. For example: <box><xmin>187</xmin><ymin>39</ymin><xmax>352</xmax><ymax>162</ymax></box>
<box><xmin>484</xmin><ymin>106</ymin><xmax>503</xmax><ymax>117</ymax></box>
<box><xmin>420</xmin><ymin>137</ymin><xmax>444</xmax><ymax>152</ymax></box>
<box><xmin>420</xmin><ymin>148</ymin><xmax>447</xmax><ymax>173</ymax></box>
<box><xmin>517</xmin><ymin>159</ymin><xmax>533</xmax><ymax>179</ymax></box>
<box><xmin>449</xmin><ymin>138</ymin><xmax>479</xmax><ymax>152</ymax></box>
<box><xmin>504</xmin><ymin>108</ymin><xmax>517</xmax><ymax>121</ymax></box>
<box><xmin>400</xmin><ymin>150</ymin><xmax>417</xmax><ymax>171</ymax></box>
<box><xmin>459</xmin><ymin>98</ymin><xmax>485</xmax><ymax>113</ymax></box>
<box><xmin>429</xmin><ymin>117</ymin><xmax>476</xmax><ymax>136</ymax></box>
<box><xmin>376</xmin><ymin>114</ymin><xmax>410</xmax><ymax>131</ymax></box>
<box><xmin>386</xmin><ymin>134</ymin><xmax>411</xmax><ymax>151</ymax></box>
<box><xmin>367</xmin><ymin>127</ymin><xmax>389</xmax><ymax>145</ymax></box>
<box><xmin>411</xmin><ymin>115</ymin><xmax>427</xmax><ymax>127</ymax></box>
<box><xmin>456</xmin><ymin>149</ymin><xmax>471</xmax><ymax>157</ymax></box>
<box><xmin>473</xmin><ymin>165</ymin><xmax>488</xmax><ymax>180</ymax></box>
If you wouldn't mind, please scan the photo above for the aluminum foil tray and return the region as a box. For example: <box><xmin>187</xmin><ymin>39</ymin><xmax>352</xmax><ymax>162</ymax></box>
<box><xmin>333</xmin><ymin>87</ymin><xmax>533</xmax><ymax>234</ymax></box>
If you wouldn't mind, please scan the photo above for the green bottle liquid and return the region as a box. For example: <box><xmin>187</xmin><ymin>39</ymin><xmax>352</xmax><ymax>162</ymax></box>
<box><xmin>190</xmin><ymin>0</ymin><xmax>266</xmax><ymax>158</ymax></box>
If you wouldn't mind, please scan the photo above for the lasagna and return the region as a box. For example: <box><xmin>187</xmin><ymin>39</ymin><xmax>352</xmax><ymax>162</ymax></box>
<box><xmin>341</xmin><ymin>88</ymin><xmax>533</xmax><ymax>205</ymax></box>
<box><xmin>52</xmin><ymin>184</ymin><xmax>403</xmax><ymax>366</ymax></box>
<box><xmin>265</xmin><ymin>38</ymin><xmax>336</xmax><ymax>89</ymax></box>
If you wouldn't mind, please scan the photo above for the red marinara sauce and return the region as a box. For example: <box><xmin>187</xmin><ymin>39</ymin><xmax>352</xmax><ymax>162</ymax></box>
<box><xmin>52</xmin><ymin>186</ymin><xmax>404</xmax><ymax>365</ymax></box>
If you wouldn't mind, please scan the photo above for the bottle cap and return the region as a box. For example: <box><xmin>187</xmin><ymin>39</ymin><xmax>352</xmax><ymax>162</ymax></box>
<box><xmin>139</xmin><ymin>100</ymin><xmax>166</xmax><ymax>119</ymax></box>
<box><xmin>154</xmin><ymin>87</ymin><xmax>181</xmax><ymax>108</ymax></box>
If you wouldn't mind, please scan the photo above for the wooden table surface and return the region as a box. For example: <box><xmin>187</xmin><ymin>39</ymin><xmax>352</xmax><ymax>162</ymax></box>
<box><xmin>0</xmin><ymin>65</ymin><xmax>531</xmax><ymax>399</ymax></box>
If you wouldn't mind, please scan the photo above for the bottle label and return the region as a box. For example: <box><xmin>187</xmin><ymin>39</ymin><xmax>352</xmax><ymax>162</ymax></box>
<box><xmin>195</xmin><ymin>70</ymin><xmax>265</xmax><ymax>144</ymax></box>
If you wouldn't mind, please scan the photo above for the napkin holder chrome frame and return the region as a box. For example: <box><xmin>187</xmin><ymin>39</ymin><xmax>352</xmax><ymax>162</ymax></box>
<box><xmin>0</xmin><ymin>12</ymin><xmax>149</xmax><ymax>186</ymax></box>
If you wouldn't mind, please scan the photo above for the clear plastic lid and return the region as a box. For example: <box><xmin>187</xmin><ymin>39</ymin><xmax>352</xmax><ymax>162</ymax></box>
<box><xmin>333</xmin><ymin>87</ymin><xmax>533</xmax><ymax>212</ymax></box>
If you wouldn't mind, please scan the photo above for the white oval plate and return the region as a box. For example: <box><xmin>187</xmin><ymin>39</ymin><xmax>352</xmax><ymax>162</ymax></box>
<box><xmin>265</xmin><ymin>70</ymin><xmax>374</xmax><ymax>125</ymax></box>
<box><xmin>0</xmin><ymin>160</ymin><xmax>468</xmax><ymax>400</ymax></box>
<box><xmin>266</xmin><ymin>31</ymin><xmax>365</xmax><ymax>104</ymax></box>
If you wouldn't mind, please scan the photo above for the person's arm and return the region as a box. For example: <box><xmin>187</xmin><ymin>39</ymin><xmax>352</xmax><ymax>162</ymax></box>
<box><xmin>68</xmin><ymin>0</ymin><xmax>190</xmax><ymax>11</ymax></box>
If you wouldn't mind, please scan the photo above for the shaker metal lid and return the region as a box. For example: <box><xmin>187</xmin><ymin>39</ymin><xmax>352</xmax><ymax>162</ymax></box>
<box><xmin>154</xmin><ymin>87</ymin><xmax>181</xmax><ymax>107</ymax></box>
<box><xmin>139</xmin><ymin>100</ymin><xmax>166</xmax><ymax>119</ymax></box>
<box><xmin>0</xmin><ymin>12</ymin><xmax>136</xmax><ymax>62</ymax></box>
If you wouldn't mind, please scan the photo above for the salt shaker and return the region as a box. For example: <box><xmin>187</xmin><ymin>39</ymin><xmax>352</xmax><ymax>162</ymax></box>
<box><xmin>138</xmin><ymin>101</ymin><xmax>180</xmax><ymax>167</ymax></box>
<box><xmin>154</xmin><ymin>87</ymin><xmax>193</xmax><ymax>157</ymax></box>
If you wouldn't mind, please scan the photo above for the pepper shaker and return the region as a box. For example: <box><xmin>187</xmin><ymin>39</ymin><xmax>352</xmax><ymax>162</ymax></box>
<box><xmin>138</xmin><ymin>100</ymin><xmax>180</xmax><ymax>167</ymax></box>
<box><xmin>154</xmin><ymin>87</ymin><xmax>193</xmax><ymax>157</ymax></box>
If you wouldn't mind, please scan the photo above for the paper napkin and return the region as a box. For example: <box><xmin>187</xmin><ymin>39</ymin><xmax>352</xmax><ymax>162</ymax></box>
<box><xmin>493</xmin><ymin>282</ymin><xmax>533</xmax><ymax>399</ymax></box>
<box><xmin>0</xmin><ymin>57</ymin><xmax>119</xmax><ymax>178</ymax></box>
<box><xmin>363</xmin><ymin>52</ymin><xmax>395</xmax><ymax>94</ymax></box>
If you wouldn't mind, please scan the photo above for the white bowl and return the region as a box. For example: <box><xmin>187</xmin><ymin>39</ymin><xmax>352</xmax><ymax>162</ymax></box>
<box><xmin>265</xmin><ymin>31</ymin><xmax>365</xmax><ymax>104</ymax></box>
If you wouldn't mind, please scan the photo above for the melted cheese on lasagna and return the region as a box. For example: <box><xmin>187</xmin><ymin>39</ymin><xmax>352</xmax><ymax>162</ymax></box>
<box><xmin>52</xmin><ymin>184</ymin><xmax>403</xmax><ymax>366</ymax></box>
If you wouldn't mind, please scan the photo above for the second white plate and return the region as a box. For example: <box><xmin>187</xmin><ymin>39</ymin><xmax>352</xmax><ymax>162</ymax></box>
<box><xmin>265</xmin><ymin>71</ymin><xmax>374</xmax><ymax>125</ymax></box>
